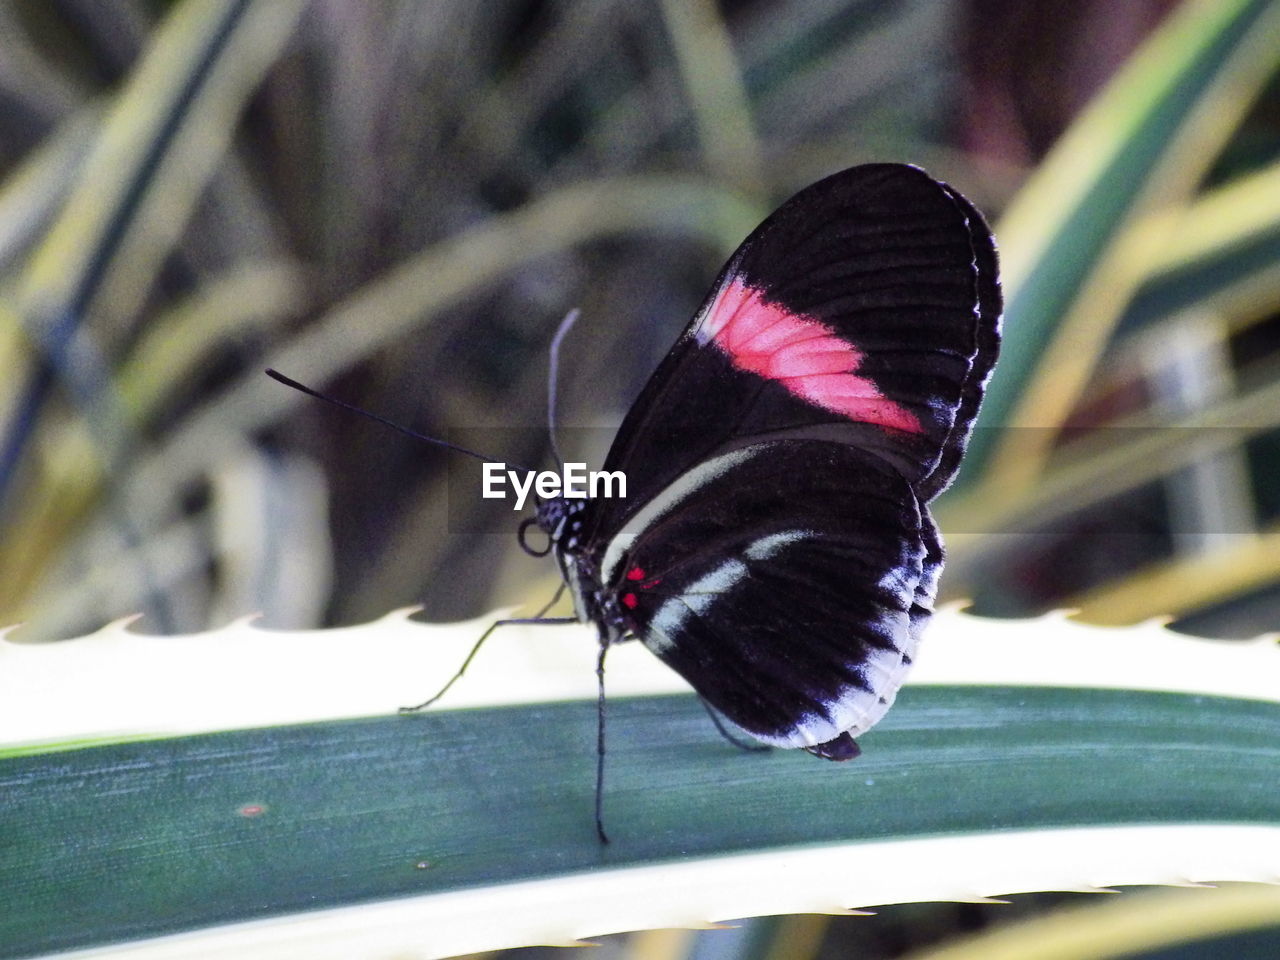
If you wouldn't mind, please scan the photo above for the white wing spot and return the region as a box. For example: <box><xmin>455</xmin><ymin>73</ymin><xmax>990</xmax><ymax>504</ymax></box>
<box><xmin>744</xmin><ymin>529</ymin><xmax>812</xmax><ymax>561</ymax></box>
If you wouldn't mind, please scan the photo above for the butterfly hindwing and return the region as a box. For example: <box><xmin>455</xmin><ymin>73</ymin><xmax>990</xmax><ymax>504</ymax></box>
<box><xmin>596</xmin><ymin>439</ymin><xmax>929</xmax><ymax>748</ymax></box>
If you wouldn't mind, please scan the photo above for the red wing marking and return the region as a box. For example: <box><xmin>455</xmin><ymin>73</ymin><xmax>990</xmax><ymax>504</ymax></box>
<box><xmin>620</xmin><ymin>568</ymin><xmax>662</xmax><ymax>607</ymax></box>
<box><xmin>699</xmin><ymin>276</ymin><xmax>922</xmax><ymax>433</ymax></box>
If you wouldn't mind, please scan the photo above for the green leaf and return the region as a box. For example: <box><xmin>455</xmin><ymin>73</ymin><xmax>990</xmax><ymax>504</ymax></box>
<box><xmin>3</xmin><ymin>689</ymin><xmax>1279</xmax><ymax>958</ymax></box>
<box><xmin>961</xmin><ymin>0</ymin><xmax>1280</xmax><ymax>484</ymax></box>
<box><xmin>0</xmin><ymin>0</ymin><xmax>308</xmax><ymax>628</ymax></box>
<box><xmin>1</xmin><ymin>612</ymin><xmax>1278</xmax><ymax>957</ymax></box>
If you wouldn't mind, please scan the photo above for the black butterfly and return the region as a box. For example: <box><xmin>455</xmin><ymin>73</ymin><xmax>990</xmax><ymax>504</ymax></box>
<box><xmin>527</xmin><ymin>163</ymin><xmax>1000</xmax><ymax>767</ymax></box>
<box><xmin>269</xmin><ymin>162</ymin><xmax>1000</xmax><ymax>842</ymax></box>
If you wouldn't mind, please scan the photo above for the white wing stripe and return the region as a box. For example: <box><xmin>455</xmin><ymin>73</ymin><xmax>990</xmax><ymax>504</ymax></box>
<box><xmin>641</xmin><ymin>531</ymin><xmax>813</xmax><ymax>654</ymax></box>
<box><xmin>600</xmin><ymin>445</ymin><xmax>770</xmax><ymax>584</ymax></box>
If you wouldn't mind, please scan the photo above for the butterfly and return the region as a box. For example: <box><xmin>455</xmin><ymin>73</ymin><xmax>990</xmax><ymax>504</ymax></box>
<box><xmin>527</xmin><ymin>163</ymin><xmax>1000</xmax><ymax>765</ymax></box>
<box><xmin>268</xmin><ymin>162</ymin><xmax>1000</xmax><ymax>842</ymax></box>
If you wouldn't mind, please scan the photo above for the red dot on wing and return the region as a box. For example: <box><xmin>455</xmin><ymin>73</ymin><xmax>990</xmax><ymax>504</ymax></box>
<box><xmin>622</xmin><ymin>593</ymin><xmax>638</xmax><ymax>609</ymax></box>
<box><xmin>626</xmin><ymin>567</ymin><xmax>645</xmax><ymax>581</ymax></box>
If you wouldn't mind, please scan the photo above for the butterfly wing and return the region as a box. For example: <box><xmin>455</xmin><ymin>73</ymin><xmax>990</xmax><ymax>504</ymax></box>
<box><xmin>583</xmin><ymin>163</ymin><xmax>1000</xmax><ymax>548</ymax></box>
<box><xmin>916</xmin><ymin>181</ymin><xmax>1002</xmax><ymax>501</ymax></box>
<box><xmin>597</xmin><ymin>438</ymin><xmax>934</xmax><ymax>749</ymax></box>
<box><xmin>571</xmin><ymin>163</ymin><xmax>999</xmax><ymax>752</ymax></box>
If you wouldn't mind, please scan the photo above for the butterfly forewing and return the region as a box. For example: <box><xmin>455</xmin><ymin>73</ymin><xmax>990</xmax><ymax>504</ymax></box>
<box><xmin>915</xmin><ymin>182</ymin><xmax>1002</xmax><ymax>501</ymax></box>
<box><xmin>582</xmin><ymin>164</ymin><xmax>998</xmax><ymax>550</ymax></box>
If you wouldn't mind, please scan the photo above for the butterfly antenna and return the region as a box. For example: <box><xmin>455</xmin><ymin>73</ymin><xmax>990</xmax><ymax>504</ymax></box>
<box><xmin>546</xmin><ymin>308</ymin><xmax>580</xmax><ymax>469</ymax></box>
<box><xmin>266</xmin><ymin>369</ymin><xmax>536</xmax><ymax>474</ymax></box>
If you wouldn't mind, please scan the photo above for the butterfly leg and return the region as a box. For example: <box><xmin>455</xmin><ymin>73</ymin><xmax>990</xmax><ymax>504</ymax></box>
<box><xmin>698</xmin><ymin>697</ymin><xmax>772</xmax><ymax>753</ymax></box>
<box><xmin>594</xmin><ymin>635</ymin><xmax>612</xmax><ymax>844</ymax></box>
<box><xmin>528</xmin><ymin>579</ymin><xmax>568</xmax><ymax>619</ymax></box>
<box><xmin>398</xmin><ymin>612</ymin><xmax>577</xmax><ymax>713</ymax></box>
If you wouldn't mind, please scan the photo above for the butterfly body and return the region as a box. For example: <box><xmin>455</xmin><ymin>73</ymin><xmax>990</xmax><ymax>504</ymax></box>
<box><xmin>534</xmin><ymin>163</ymin><xmax>1000</xmax><ymax>760</ymax></box>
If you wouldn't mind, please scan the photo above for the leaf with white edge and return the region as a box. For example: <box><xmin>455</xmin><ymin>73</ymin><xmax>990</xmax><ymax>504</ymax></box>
<box><xmin>1</xmin><ymin>606</ymin><xmax>1277</xmax><ymax>749</ymax></box>
<box><xmin>1</xmin><ymin>610</ymin><xmax>1277</xmax><ymax>959</ymax></box>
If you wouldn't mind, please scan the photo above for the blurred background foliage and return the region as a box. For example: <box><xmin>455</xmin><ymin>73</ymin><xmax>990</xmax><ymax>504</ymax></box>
<box><xmin>2</xmin><ymin>0</ymin><xmax>1280</xmax><ymax>957</ymax></box>
<box><xmin>4</xmin><ymin>0</ymin><xmax>1279</xmax><ymax>644</ymax></box>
